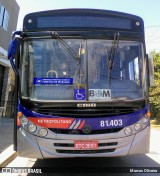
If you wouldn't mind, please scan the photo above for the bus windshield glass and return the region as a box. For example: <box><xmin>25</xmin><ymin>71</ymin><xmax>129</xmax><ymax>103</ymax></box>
<box><xmin>20</xmin><ymin>38</ymin><xmax>146</xmax><ymax>101</ymax></box>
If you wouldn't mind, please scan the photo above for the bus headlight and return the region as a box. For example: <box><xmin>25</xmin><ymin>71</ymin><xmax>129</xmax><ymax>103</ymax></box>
<box><xmin>134</xmin><ymin>123</ymin><xmax>142</xmax><ymax>131</ymax></box>
<box><xmin>39</xmin><ymin>128</ymin><xmax>48</xmax><ymax>137</ymax></box>
<box><xmin>21</xmin><ymin>117</ymin><xmax>28</xmax><ymax>126</ymax></box>
<box><xmin>28</xmin><ymin>124</ymin><xmax>37</xmax><ymax>133</ymax></box>
<box><xmin>142</xmin><ymin>116</ymin><xmax>149</xmax><ymax>125</ymax></box>
<box><xmin>124</xmin><ymin>127</ymin><xmax>132</xmax><ymax>135</ymax></box>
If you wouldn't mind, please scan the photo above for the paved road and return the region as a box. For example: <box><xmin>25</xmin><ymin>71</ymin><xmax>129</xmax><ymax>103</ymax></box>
<box><xmin>0</xmin><ymin>118</ymin><xmax>13</xmax><ymax>154</ymax></box>
<box><xmin>2</xmin><ymin>129</ymin><xmax>160</xmax><ymax>176</ymax></box>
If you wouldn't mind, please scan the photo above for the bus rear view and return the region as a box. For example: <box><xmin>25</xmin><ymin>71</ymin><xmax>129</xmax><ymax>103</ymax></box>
<box><xmin>8</xmin><ymin>9</ymin><xmax>152</xmax><ymax>158</ymax></box>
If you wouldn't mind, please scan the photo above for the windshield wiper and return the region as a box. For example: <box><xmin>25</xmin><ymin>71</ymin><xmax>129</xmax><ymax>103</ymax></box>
<box><xmin>108</xmin><ymin>32</ymin><xmax>120</xmax><ymax>69</ymax></box>
<box><xmin>52</xmin><ymin>31</ymin><xmax>84</xmax><ymax>87</ymax></box>
<box><xmin>108</xmin><ymin>32</ymin><xmax>120</xmax><ymax>86</ymax></box>
<box><xmin>51</xmin><ymin>31</ymin><xmax>80</xmax><ymax>63</ymax></box>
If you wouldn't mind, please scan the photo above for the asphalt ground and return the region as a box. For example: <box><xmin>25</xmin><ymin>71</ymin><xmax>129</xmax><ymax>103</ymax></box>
<box><xmin>0</xmin><ymin>117</ymin><xmax>13</xmax><ymax>154</ymax></box>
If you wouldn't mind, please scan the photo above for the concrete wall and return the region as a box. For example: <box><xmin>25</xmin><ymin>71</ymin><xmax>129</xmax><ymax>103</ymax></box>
<box><xmin>0</xmin><ymin>0</ymin><xmax>19</xmax><ymax>54</ymax></box>
<box><xmin>0</xmin><ymin>0</ymin><xmax>19</xmax><ymax>117</ymax></box>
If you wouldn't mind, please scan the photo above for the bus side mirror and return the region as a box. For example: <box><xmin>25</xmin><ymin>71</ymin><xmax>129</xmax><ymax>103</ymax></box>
<box><xmin>147</xmin><ymin>53</ymin><xmax>155</xmax><ymax>87</ymax></box>
<box><xmin>8</xmin><ymin>31</ymin><xmax>22</xmax><ymax>75</ymax></box>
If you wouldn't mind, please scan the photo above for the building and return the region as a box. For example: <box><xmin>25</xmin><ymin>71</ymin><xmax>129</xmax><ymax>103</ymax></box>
<box><xmin>0</xmin><ymin>0</ymin><xmax>19</xmax><ymax>117</ymax></box>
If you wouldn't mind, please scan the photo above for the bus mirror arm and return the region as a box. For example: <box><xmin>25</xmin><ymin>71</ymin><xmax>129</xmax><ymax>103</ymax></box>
<box><xmin>147</xmin><ymin>53</ymin><xmax>155</xmax><ymax>87</ymax></box>
<box><xmin>8</xmin><ymin>31</ymin><xmax>22</xmax><ymax>75</ymax></box>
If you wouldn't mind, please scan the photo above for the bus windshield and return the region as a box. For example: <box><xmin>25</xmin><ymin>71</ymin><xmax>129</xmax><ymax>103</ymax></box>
<box><xmin>20</xmin><ymin>38</ymin><xmax>146</xmax><ymax>101</ymax></box>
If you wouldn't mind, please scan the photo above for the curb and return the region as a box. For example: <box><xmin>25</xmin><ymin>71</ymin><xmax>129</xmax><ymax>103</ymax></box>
<box><xmin>0</xmin><ymin>145</ymin><xmax>17</xmax><ymax>167</ymax></box>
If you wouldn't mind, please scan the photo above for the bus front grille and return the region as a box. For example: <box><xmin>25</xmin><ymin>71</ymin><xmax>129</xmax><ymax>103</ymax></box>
<box><xmin>54</xmin><ymin>142</ymin><xmax>118</xmax><ymax>147</ymax></box>
<box><xmin>36</xmin><ymin>106</ymin><xmax>136</xmax><ymax>117</ymax></box>
<box><xmin>56</xmin><ymin>149</ymin><xmax>115</xmax><ymax>154</ymax></box>
<box><xmin>54</xmin><ymin>142</ymin><xmax>117</xmax><ymax>154</ymax></box>
<box><xmin>49</xmin><ymin>128</ymin><xmax>123</xmax><ymax>135</ymax></box>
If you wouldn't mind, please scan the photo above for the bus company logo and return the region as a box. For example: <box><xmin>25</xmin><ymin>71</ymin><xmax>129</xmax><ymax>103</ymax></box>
<box><xmin>77</xmin><ymin>103</ymin><xmax>96</xmax><ymax>107</ymax></box>
<box><xmin>28</xmin><ymin>117</ymin><xmax>74</xmax><ymax>129</ymax></box>
<box><xmin>37</xmin><ymin>119</ymin><xmax>72</xmax><ymax>124</ymax></box>
<box><xmin>89</xmin><ymin>89</ymin><xmax>111</xmax><ymax>100</ymax></box>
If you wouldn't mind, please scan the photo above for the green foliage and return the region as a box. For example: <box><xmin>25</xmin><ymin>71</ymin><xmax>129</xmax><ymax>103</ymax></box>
<box><xmin>149</xmin><ymin>51</ymin><xmax>160</xmax><ymax>120</ymax></box>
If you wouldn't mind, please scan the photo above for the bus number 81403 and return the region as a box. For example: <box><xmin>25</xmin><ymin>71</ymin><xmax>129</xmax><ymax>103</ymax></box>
<box><xmin>100</xmin><ymin>119</ymin><xmax>123</xmax><ymax>127</ymax></box>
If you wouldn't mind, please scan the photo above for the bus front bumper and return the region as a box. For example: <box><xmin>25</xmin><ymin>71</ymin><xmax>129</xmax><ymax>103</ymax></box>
<box><xmin>17</xmin><ymin>125</ymin><xmax>150</xmax><ymax>158</ymax></box>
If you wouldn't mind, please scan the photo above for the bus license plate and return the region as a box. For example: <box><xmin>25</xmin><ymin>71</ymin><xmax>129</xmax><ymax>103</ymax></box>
<box><xmin>74</xmin><ymin>141</ymin><xmax>98</xmax><ymax>150</ymax></box>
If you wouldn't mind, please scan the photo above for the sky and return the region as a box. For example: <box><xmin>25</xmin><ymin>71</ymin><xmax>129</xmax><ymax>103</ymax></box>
<box><xmin>15</xmin><ymin>0</ymin><xmax>160</xmax><ymax>53</ymax></box>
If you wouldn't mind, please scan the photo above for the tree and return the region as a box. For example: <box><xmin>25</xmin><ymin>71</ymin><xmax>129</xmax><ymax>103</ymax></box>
<box><xmin>149</xmin><ymin>51</ymin><xmax>160</xmax><ymax>121</ymax></box>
